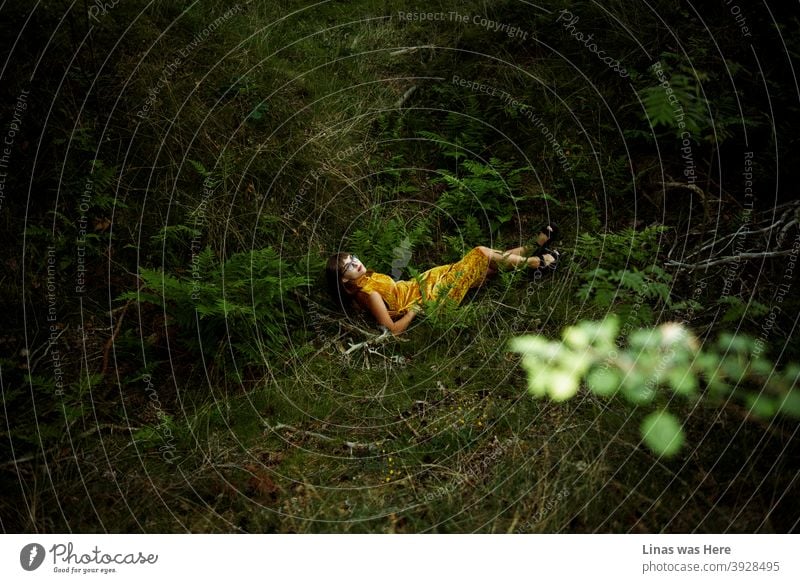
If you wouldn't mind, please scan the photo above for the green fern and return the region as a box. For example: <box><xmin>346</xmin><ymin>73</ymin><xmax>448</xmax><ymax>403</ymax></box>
<box><xmin>121</xmin><ymin>246</ymin><xmax>308</xmax><ymax>364</ymax></box>
<box><xmin>716</xmin><ymin>296</ymin><xmax>771</xmax><ymax>323</ymax></box>
<box><xmin>572</xmin><ymin>226</ymin><xmax>669</xmax><ymax>271</ymax></box>
<box><xmin>443</xmin><ymin>215</ymin><xmax>484</xmax><ymax>260</ymax></box>
<box><xmin>87</xmin><ymin>159</ymin><xmax>125</xmax><ymax>211</ymax></box>
<box><xmin>348</xmin><ymin>215</ymin><xmax>433</xmax><ymax>277</ymax></box>
<box><xmin>574</xmin><ymin>227</ymin><xmax>673</xmax><ymax>325</ymax></box>
<box><xmin>577</xmin><ymin>265</ymin><xmax>673</xmax><ymax>327</ymax></box>
<box><xmin>417</xmin><ymin>95</ymin><xmax>486</xmax><ymax>160</ymax></box>
<box><xmin>434</xmin><ymin>157</ymin><xmax>531</xmax><ymax>235</ymax></box>
<box><xmin>638</xmin><ymin>58</ymin><xmax>713</xmax><ymax>140</ymax></box>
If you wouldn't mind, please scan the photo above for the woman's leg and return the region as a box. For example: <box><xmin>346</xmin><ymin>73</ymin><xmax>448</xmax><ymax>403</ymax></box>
<box><xmin>477</xmin><ymin>246</ymin><xmax>555</xmax><ymax>270</ymax></box>
<box><xmin>489</xmin><ymin>229</ymin><xmax>553</xmax><ymax>262</ymax></box>
<box><xmin>502</xmin><ymin>246</ymin><xmax>528</xmax><ymax>256</ymax></box>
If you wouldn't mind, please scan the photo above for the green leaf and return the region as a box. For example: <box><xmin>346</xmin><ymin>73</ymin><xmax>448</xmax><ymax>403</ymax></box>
<box><xmin>705</xmin><ymin>371</ymin><xmax>730</xmax><ymax>396</ymax></box>
<box><xmin>522</xmin><ymin>355</ymin><xmax>548</xmax><ymax>398</ymax></box>
<box><xmin>618</xmin><ymin>269</ymin><xmax>645</xmax><ymax>289</ymax></box>
<box><xmin>640</xmin><ymin>410</ymin><xmax>685</xmax><ymax>457</ymax></box>
<box><xmin>777</xmin><ymin>390</ymin><xmax>800</xmax><ymax>419</ymax></box>
<box><xmin>510</xmin><ymin>336</ymin><xmax>541</xmax><ymax>354</ymax></box>
<box><xmin>621</xmin><ymin>375</ymin><xmax>657</xmax><ymax>405</ymax></box>
<box><xmin>562</xmin><ymin>325</ymin><xmax>590</xmax><ymax>349</ymax></box>
<box><xmin>595</xmin><ymin>316</ymin><xmax>620</xmax><ymax>346</ymax></box>
<box><xmin>746</xmin><ymin>394</ymin><xmax>777</xmax><ymax>418</ymax></box>
<box><xmin>548</xmin><ymin>370</ymin><xmax>580</xmax><ymax>402</ymax></box>
<box><xmin>586</xmin><ymin>367</ymin><xmax>621</xmax><ymax>397</ymax></box>
<box><xmin>629</xmin><ymin>329</ymin><xmax>660</xmax><ymax>350</ymax></box>
<box><xmin>666</xmin><ymin>368</ymin><xmax>698</xmax><ymax>396</ymax></box>
<box><xmin>188</xmin><ymin>159</ymin><xmax>209</xmax><ymax>177</ymax></box>
<box><xmin>717</xmin><ymin>333</ymin><xmax>753</xmax><ymax>354</ymax></box>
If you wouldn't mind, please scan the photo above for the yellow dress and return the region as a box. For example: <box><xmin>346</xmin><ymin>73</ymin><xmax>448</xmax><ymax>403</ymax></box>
<box><xmin>346</xmin><ymin>247</ymin><xmax>490</xmax><ymax>317</ymax></box>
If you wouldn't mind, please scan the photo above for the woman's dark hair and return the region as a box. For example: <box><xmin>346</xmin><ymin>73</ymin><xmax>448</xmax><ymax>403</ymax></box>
<box><xmin>325</xmin><ymin>252</ymin><xmax>359</xmax><ymax>313</ymax></box>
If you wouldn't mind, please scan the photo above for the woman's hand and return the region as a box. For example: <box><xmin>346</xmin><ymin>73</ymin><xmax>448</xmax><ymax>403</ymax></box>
<box><xmin>366</xmin><ymin>292</ymin><xmax>418</xmax><ymax>335</ymax></box>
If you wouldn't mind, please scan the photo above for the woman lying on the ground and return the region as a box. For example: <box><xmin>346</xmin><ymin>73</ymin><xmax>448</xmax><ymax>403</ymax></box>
<box><xmin>325</xmin><ymin>224</ymin><xmax>559</xmax><ymax>336</ymax></box>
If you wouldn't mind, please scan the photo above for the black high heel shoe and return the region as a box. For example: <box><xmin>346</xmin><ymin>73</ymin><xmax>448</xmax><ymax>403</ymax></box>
<box><xmin>534</xmin><ymin>222</ymin><xmax>559</xmax><ymax>250</ymax></box>
<box><xmin>532</xmin><ymin>247</ymin><xmax>559</xmax><ymax>270</ymax></box>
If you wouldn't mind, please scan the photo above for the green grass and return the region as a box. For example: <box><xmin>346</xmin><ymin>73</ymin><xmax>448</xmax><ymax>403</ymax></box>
<box><xmin>12</xmin><ymin>270</ymin><xmax>794</xmax><ymax>532</ymax></box>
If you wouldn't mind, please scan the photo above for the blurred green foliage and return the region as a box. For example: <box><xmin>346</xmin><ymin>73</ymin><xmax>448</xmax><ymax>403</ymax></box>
<box><xmin>510</xmin><ymin>317</ymin><xmax>800</xmax><ymax>457</ymax></box>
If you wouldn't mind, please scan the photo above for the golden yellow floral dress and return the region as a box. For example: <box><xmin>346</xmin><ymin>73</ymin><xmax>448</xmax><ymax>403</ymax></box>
<box><xmin>346</xmin><ymin>247</ymin><xmax>490</xmax><ymax>316</ymax></box>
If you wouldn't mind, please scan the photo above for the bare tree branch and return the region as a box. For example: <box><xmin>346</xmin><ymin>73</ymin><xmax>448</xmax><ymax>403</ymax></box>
<box><xmin>343</xmin><ymin>329</ymin><xmax>393</xmax><ymax>354</ymax></box>
<box><xmin>389</xmin><ymin>46</ymin><xmax>436</xmax><ymax>56</ymax></box>
<box><xmin>263</xmin><ymin>421</ymin><xmax>385</xmax><ymax>455</ymax></box>
<box><xmin>666</xmin><ymin>249</ymin><xmax>797</xmax><ymax>271</ymax></box>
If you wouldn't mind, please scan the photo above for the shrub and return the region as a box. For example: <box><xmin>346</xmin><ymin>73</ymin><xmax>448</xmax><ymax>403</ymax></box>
<box><xmin>510</xmin><ymin>317</ymin><xmax>800</xmax><ymax>457</ymax></box>
<box><xmin>122</xmin><ymin>246</ymin><xmax>308</xmax><ymax>367</ymax></box>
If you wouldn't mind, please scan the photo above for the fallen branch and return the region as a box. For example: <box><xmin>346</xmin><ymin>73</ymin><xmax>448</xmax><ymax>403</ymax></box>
<box><xmin>344</xmin><ymin>329</ymin><xmax>394</xmax><ymax>354</ymax></box>
<box><xmin>263</xmin><ymin>421</ymin><xmax>384</xmax><ymax>455</ymax></box>
<box><xmin>389</xmin><ymin>45</ymin><xmax>436</xmax><ymax>56</ymax></box>
<box><xmin>666</xmin><ymin>249</ymin><xmax>797</xmax><ymax>271</ymax></box>
<box><xmin>683</xmin><ymin>220</ymin><xmax>782</xmax><ymax>261</ymax></box>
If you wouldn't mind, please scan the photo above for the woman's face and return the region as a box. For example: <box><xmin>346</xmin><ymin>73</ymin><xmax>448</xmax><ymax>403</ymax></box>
<box><xmin>339</xmin><ymin>254</ymin><xmax>365</xmax><ymax>282</ymax></box>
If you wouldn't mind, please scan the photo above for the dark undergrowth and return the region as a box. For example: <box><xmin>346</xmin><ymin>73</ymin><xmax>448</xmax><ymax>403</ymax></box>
<box><xmin>1</xmin><ymin>0</ymin><xmax>798</xmax><ymax>532</ymax></box>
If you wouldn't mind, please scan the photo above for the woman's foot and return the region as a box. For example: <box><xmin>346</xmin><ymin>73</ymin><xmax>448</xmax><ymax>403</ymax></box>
<box><xmin>527</xmin><ymin>248</ymin><xmax>559</xmax><ymax>270</ymax></box>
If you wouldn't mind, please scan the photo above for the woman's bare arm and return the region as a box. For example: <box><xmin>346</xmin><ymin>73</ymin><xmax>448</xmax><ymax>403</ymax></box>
<box><xmin>365</xmin><ymin>291</ymin><xmax>418</xmax><ymax>336</ymax></box>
